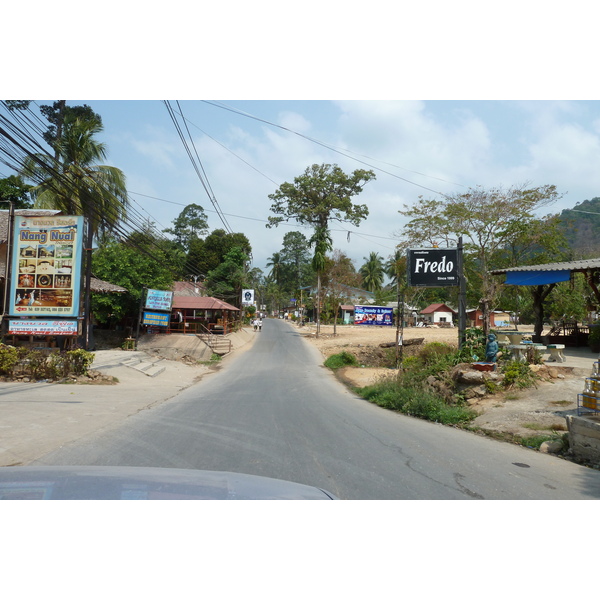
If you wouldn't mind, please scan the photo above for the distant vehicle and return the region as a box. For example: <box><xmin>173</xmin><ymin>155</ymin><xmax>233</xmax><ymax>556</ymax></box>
<box><xmin>0</xmin><ymin>466</ymin><xmax>337</xmax><ymax>500</ymax></box>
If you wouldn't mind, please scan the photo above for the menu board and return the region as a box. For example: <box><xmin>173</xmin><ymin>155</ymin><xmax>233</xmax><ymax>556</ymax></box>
<box><xmin>9</xmin><ymin>215</ymin><xmax>84</xmax><ymax>317</ymax></box>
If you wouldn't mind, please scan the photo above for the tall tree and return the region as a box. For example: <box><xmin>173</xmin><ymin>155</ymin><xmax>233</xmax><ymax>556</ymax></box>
<box><xmin>204</xmin><ymin>246</ymin><xmax>250</xmax><ymax>306</ymax></box>
<box><xmin>266</xmin><ymin>251</ymin><xmax>283</xmax><ymax>285</ymax></box>
<box><xmin>398</xmin><ymin>184</ymin><xmax>561</xmax><ymax>335</ymax></box>
<box><xmin>268</xmin><ymin>163</ymin><xmax>375</xmax><ymax>334</ymax></box>
<box><xmin>20</xmin><ymin>114</ymin><xmax>127</xmax><ymax>237</ymax></box>
<box><xmin>163</xmin><ymin>203</ymin><xmax>209</xmax><ymax>251</ymax></box>
<box><xmin>359</xmin><ymin>252</ymin><xmax>385</xmax><ymax>292</ymax></box>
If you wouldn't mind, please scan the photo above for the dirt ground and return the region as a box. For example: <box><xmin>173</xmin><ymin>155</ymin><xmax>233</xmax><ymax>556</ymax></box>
<box><xmin>298</xmin><ymin>322</ymin><xmax>588</xmax><ymax>442</ymax></box>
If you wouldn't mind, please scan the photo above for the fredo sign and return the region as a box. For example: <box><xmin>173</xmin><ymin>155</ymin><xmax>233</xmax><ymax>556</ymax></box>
<box><xmin>407</xmin><ymin>247</ymin><xmax>459</xmax><ymax>287</ymax></box>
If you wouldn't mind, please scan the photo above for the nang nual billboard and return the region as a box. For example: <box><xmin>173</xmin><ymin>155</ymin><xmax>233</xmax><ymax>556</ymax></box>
<box><xmin>407</xmin><ymin>248</ymin><xmax>459</xmax><ymax>287</ymax></box>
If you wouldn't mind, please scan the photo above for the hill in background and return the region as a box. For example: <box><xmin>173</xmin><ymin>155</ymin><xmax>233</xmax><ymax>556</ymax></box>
<box><xmin>558</xmin><ymin>197</ymin><xmax>600</xmax><ymax>256</ymax></box>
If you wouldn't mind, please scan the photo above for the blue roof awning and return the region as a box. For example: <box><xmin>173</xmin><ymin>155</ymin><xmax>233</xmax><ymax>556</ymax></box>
<box><xmin>505</xmin><ymin>270</ymin><xmax>571</xmax><ymax>286</ymax></box>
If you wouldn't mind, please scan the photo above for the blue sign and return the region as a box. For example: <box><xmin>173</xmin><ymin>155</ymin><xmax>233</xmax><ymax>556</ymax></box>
<box><xmin>145</xmin><ymin>289</ymin><xmax>173</xmax><ymax>311</ymax></box>
<box><xmin>142</xmin><ymin>311</ymin><xmax>170</xmax><ymax>327</ymax></box>
<box><xmin>354</xmin><ymin>305</ymin><xmax>394</xmax><ymax>326</ymax></box>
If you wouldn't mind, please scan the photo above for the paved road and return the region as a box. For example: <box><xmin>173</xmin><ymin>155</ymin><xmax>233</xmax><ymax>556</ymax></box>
<box><xmin>33</xmin><ymin>319</ymin><xmax>600</xmax><ymax>499</ymax></box>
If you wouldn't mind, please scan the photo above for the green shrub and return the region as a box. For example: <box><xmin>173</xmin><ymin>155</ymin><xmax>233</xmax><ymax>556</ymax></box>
<box><xmin>418</xmin><ymin>342</ymin><xmax>456</xmax><ymax>365</ymax></box>
<box><xmin>502</xmin><ymin>360</ymin><xmax>537</xmax><ymax>389</ymax></box>
<box><xmin>324</xmin><ymin>351</ymin><xmax>359</xmax><ymax>369</ymax></box>
<box><xmin>66</xmin><ymin>349</ymin><xmax>94</xmax><ymax>376</ymax></box>
<box><xmin>0</xmin><ymin>344</ymin><xmax>20</xmax><ymax>376</ymax></box>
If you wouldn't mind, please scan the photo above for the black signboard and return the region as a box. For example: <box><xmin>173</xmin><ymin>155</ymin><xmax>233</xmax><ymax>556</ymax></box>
<box><xmin>407</xmin><ymin>247</ymin><xmax>459</xmax><ymax>287</ymax></box>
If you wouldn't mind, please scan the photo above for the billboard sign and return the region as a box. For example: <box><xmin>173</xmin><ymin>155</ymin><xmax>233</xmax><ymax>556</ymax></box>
<box><xmin>145</xmin><ymin>289</ymin><xmax>173</xmax><ymax>311</ymax></box>
<box><xmin>10</xmin><ymin>215</ymin><xmax>84</xmax><ymax>317</ymax></box>
<box><xmin>354</xmin><ymin>305</ymin><xmax>394</xmax><ymax>326</ymax></box>
<box><xmin>407</xmin><ymin>247</ymin><xmax>459</xmax><ymax>287</ymax></box>
<box><xmin>8</xmin><ymin>319</ymin><xmax>78</xmax><ymax>336</ymax></box>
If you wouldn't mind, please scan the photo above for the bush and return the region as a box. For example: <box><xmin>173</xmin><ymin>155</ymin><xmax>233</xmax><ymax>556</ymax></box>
<box><xmin>358</xmin><ymin>380</ymin><xmax>476</xmax><ymax>425</ymax></box>
<box><xmin>66</xmin><ymin>349</ymin><xmax>94</xmax><ymax>376</ymax></box>
<box><xmin>502</xmin><ymin>360</ymin><xmax>537</xmax><ymax>389</ymax></box>
<box><xmin>324</xmin><ymin>351</ymin><xmax>359</xmax><ymax>369</ymax></box>
<box><xmin>0</xmin><ymin>345</ymin><xmax>94</xmax><ymax>381</ymax></box>
<box><xmin>0</xmin><ymin>344</ymin><xmax>21</xmax><ymax>377</ymax></box>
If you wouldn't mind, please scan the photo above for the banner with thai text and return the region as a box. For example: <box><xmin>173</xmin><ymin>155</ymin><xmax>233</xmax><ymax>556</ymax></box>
<box><xmin>8</xmin><ymin>319</ymin><xmax>78</xmax><ymax>336</ymax></box>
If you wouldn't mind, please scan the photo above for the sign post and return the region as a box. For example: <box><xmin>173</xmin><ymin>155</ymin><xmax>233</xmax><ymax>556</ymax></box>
<box><xmin>407</xmin><ymin>244</ymin><xmax>467</xmax><ymax>350</ymax></box>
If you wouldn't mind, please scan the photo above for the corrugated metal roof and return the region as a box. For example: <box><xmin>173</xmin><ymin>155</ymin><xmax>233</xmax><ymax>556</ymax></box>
<box><xmin>172</xmin><ymin>296</ymin><xmax>240</xmax><ymax>311</ymax></box>
<box><xmin>420</xmin><ymin>303</ymin><xmax>456</xmax><ymax>314</ymax></box>
<box><xmin>491</xmin><ymin>258</ymin><xmax>600</xmax><ymax>275</ymax></box>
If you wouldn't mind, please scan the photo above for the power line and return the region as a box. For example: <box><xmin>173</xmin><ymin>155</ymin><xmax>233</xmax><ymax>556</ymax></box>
<box><xmin>163</xmin><ymin>101</ymin><xmax>233</xmax><ymax>234</ymax></box>
<box><xmin>201</xmin><ymin>100</ymin><xmax>464</xmax><ymax>196</ymax></box>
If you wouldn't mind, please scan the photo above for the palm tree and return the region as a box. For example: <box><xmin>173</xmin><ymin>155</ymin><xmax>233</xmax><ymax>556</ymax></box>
<box><xmin>385</xmin><ymin>248</ymin><xmax>406</xmax><ymax>288</ymax></box>
<box><xmin>20</xmin><ymin>115</ymin><xmax>127</xmax><ymax>237</ymax></box>
<box><xmin>266</xmin><ymin>251</ymin><xmax>283</xmax><ymax>285</ymax></box>
<box><xmin>360</xmin><ymin>252</ymin><xmax>385</xmax><ymax>292</ymax></box>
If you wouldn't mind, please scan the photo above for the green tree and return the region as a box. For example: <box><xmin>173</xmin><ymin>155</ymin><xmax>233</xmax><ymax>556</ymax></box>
<box><xmin>266</xmin><ymin>251</ymin><xmax>283</xmax><ymax>285</ymax></box>
<box><xmin>163</xmin><ymin>203</ymin><xmax>209</xmax><ymax>251</ymax></box>
<box><xmin>321</xmin><ymin>249</ymin><xmax>361</xmax><ymax>331</ymax></box>
<box><xmin>204</xmin><ymin>246</ymin><xmax>250</xmax><ymax>306</ymax></box>
<box><xmin>280</xmin><ymin>231</ymin><xmax>311</xmax><ymax>292</ymax></box>
<box><xmin>309</xmin><ymin>226</ymin><xmax>333</xmax><ymax>332</ymax></box>
<box><xmin>0</xmin><ymin>175</ymin><xmax>33</xmax><ymax>209</ymax></box>
<box><xmin>359</xmin><ymin>252</ymin><xmax>385</xmax><ymax>292</ymax></box>
<box><xmin>187</xmin><ymin>229</ymin><xmax>252</xmax><ymax>276</ymax></box>
<box><xmin>399</xmin><ymin>184</ymin><xmax>561</xmax><ymax>334</ymax></box>
<box><xmin>267</xmin><ymin>163</ymin><xmax>375</xmax><ymax>230</ymax></box>
<box><xmin>20</xmin><ymin>115</ymin><xmax>127</xmax><ymax>237</ymax></box>
<box><xmin>268</xmin><ymin>163</ymin><xmax>375</xmax><ymax>334</ymax></box>
<box><xmin>91</xmin><ymin>232</ymin><xmax>177</xmax><ymax>325</ymax></box>
<box><xmin>385</xmin><ymin>249</ymin><xmax>406</xmax><ymax>289</ymax></box>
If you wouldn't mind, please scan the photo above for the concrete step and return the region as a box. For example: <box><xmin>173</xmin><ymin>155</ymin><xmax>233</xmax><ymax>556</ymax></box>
<box><xmin>122</xmin><ymin>356</ymin><xmax>166</xmax><ymax>377</ymax></box>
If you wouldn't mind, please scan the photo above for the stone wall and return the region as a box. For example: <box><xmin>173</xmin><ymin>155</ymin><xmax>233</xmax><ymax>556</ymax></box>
<box><xmin>566</xmin><ymin>414</ymin><xmax>600</xmax><ymax>464</ymax></box>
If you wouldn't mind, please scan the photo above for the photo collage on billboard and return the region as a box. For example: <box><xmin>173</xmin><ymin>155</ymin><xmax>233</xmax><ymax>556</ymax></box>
<box><xmin>10</xmin><ymin>216</ymin><xmax>83</xmax><ymax>317</ymax></box>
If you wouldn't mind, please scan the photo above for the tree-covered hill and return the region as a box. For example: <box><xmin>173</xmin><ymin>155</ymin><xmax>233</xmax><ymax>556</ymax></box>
<box><xmin>557</xmin><ymin>197</ymin><xmax>600</xmax><ymax>256</ymax></box>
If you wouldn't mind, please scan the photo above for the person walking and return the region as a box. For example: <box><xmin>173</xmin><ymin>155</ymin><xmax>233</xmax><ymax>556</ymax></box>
<box><xmin>253</xmin><ymin>318</ymin><xmax>258</xmax><ymax>332</ymax></box>
<box><xmin>258</xmin><ymin>318</ymin><xmax>263</xmax><ymax>332</ymax></box>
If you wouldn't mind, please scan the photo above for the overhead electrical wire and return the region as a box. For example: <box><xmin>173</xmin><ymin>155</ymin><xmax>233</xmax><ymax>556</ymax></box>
<box><xmin>201</xmin><ymin>100</ymin><xmax>465</xmax><ymax>196</ymax></box>
<box><xmin>0</xmin><ymin>102</ymin><xmax>208</xmax><ymax>281</ymax></box>
<box><xmin>163</xmin><ymin>100</ymin><xmax>233</xmax><ymax>234</ymax></box>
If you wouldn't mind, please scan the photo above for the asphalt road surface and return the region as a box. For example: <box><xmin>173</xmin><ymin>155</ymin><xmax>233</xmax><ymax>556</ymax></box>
<box><xmin>34</xmin><ymin>319</ymin><xmax>600</xmax><ymax>499</ymax></box>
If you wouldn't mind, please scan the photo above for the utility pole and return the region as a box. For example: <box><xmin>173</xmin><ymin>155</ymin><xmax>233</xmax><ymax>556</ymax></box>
<box><xmin>458</xmin><ymin>235</ymin><xmax>467</xmax><ymax>349</ymax></box>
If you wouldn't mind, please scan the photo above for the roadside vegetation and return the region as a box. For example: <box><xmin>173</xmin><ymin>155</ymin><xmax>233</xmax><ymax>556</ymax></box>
<box><xmin>324</xmin><ymin>327</ymin><xmax>568</xmax><ymax>450</ymax></box>
<box><xmin>0</xmin><ymin>344</ymin><xmax>96</xmax><ymax>381</ymax></box>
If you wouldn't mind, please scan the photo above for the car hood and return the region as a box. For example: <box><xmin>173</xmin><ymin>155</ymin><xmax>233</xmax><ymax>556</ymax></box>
<box><xmin>0</xmin><ymin>466</ymin><xmax>337</xmax><ymax>500</ymax></box>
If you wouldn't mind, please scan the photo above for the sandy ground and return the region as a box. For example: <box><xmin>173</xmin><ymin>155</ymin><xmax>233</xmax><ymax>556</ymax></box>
<box><xmin>298</xmin><ymin>322</ymin><xmax>589</xmax><ymax>441</ymax></box>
